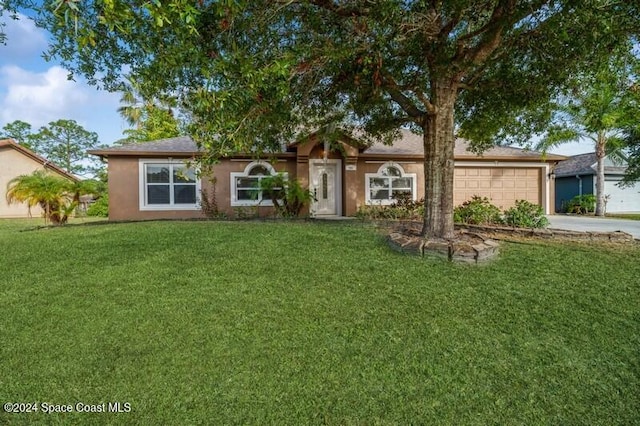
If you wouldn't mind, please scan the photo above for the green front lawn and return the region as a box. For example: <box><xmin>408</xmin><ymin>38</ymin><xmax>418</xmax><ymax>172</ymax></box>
<box><xmin>606</xmin><ymin>213</ymin><xmax>640</xmax><ymax>221</ymax></box>
<box><xmin>1</xmin><ymin>220</ymin><xmax>638</xmax><ymax>424</ymax></box>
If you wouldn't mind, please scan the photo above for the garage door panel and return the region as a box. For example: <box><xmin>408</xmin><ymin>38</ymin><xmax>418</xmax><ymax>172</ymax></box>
<box><xmin>503</xmin><ymin>191</ymin><xmax>516</xmax><ymax>201</ymax></box>
<box><xmin>454</xmin><ymin>167</ymin><xmax>542</xmax><ymax>210</ymax></box>
<box><xmin>526</xmin><ymin>191</ymin><xmax>539</xmax><ymax>201</ymax></box>
<box><xmin>604</xmin><ymin>180</ymin><xmax>640</xmax><ymax>213</ymax></box>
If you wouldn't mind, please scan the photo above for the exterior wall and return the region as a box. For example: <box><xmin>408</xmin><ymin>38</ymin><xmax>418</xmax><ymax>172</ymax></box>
<box><xmin>107</xmin><ymin>156</ymin><xmax>296</xmax><ymax>221</ymax></box>
<box><xmin>0</xmin><ymin>147</ymin><xmax>64</xmax><ymax>218</ymax></box>
<box><xmin>352</xmin><ymin>159</ymin><xmax>424</xmax><ymax>215</ymax></box>
<box><xmin>208</xmin><ymin>158</ymin><xmax>296</xmax><ymax>218</ymax></box>
<box><xmin>549</xmin><ymin>174</ymin><xmax>557</xmax><ymax>214</ymax></box>
<box><xmin>108</xmin><ymin>157</ymin><xmax>205</xmax><ymax>221</ymax></box>
<box><xmin>105</xmin><ymin>147</ymin><xmax>556</xmax><ymax>220</ymax></box>
<box><xmin>555</xmin><ymin>175</ymin><xmax>594</xmax><ymax>212</ymax></box>
<box><xmin>555</xmin><ymin>177</ymin><xmax>576</xmax><ymax>212</ymax></box>
<box><xmin>584</xmin><ymin>175</ymin><xmax>595</xmax><ymax>196</ymax></box>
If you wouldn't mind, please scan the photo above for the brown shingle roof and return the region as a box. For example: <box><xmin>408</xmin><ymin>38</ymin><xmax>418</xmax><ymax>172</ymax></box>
<box><xmin>554</xmin><ymin>153</ymin><xmax>597</xmax><ymax>177</ymax></box>
<box><xmin>89</xmin><ymin>130</ymin><xmax>565</xmax><ymax>162</ymax></box>
<box><xmin>89</xmin><ymin>136</ymin><xmax>199</xmax><ymax>157</ymax></box>
<box><xmin>555</xmin><ymin>152</ymin><xmax>628</xmax><ymax>177</ymax></box>
<box><xmin>364</xmin><ymin>129</ymin><xmax>565</xmax><ymax>160</ymax></box>
<box><xmin>0</xmin><ymin>139</ymin><xmax>79</xmax><ymax>181</ymax></box>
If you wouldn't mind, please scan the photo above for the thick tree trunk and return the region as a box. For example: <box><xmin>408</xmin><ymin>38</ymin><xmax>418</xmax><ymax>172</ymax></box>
<box><xmin>422</xmin><ymin>82</ymin><xmax>457</xmax><ymax>239</ymax></box>
<box><xmin>594</xmin><ymin>133</ymin><xmax>606</xmax><ymax>216</ymax></box>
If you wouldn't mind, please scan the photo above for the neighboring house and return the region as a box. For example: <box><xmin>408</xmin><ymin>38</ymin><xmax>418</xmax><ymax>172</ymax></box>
<box><xmin>0</xmin><ymin>139</ymin><xmax>79</xmax><ymax>218</ymax></box>
<box><xmin>89</xmin><ymin>130</ymin><xmax>565</xmax><ymax>220</ymax></box>
<box><xmin>554</xmin><ymin>153</ymin><xmax>640</xmax><ymax>213</ymax></box>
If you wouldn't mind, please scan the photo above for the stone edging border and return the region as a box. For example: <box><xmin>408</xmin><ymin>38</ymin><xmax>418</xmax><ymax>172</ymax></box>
<box><xmin>387</xmin><ymin>230</ymin><xmax>500</xmax><ymax>263</ymax></box>
<box><xmin>456</xmin><ymin>224</ymin><xmax>635</xmax><ymax>243</ymax></box>
<box><xmin>369</xmin><ymin>220</ymin><xmax>635</xmax><ymax>244</ymax></box>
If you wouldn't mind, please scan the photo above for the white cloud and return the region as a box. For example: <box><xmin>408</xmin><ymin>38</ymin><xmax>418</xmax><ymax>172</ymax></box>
<box><xmin>1</xmin><ymin>65</ymin><xmax>89</xmax><ymax>126</ymax></box>
<box><xmin>0</xmin><ymin>64</ymin><xmax>125</xmax><ymax>143</ymax></box>
<box><xmin>0</xmin><ymin>12</ymin><xmax>48</xmax><ymax>60</ymax></box>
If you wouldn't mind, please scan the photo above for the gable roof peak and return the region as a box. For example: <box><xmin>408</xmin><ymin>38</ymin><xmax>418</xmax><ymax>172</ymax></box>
<box><xmin>0</xmin><ymin>138</ymin><xmax>79</xmax><ymax>181</ymax></box>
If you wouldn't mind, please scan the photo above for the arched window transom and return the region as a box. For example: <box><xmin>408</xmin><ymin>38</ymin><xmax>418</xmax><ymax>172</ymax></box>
<box><xmin>365</xmin><ymin>163</ymin><xmax>417</xmax><ymax>205</ymax></box>
<box><xmin>231</xmin><ymin>161</ymin><xmax>280</xmax><ymax>206</ymax></box>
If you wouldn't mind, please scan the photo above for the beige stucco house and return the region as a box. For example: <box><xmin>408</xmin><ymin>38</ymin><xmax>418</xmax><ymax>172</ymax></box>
<box><xmin>0</xmin><ymin>139</ymin><xmax>79</xmax><ymax>218</ymax></box>
<box><xmin>89</xmin><ymin>130</ymin><xmax>565</xmax><ymax>221</ymax></box>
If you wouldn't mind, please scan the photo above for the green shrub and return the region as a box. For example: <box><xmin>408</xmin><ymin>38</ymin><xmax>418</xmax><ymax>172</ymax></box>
<box><xmin>355</xmin><ymin>194</ymin><xmax>424</xmax><ymax>220</ymax></box>
<box><xmin>87</xmin><ymin>195</ymin><xmax>108</xmax><ymax>217</ymax></box>
<box><xmin>260</xmin><ymin>174</ymin><xmax>314</xmax><ymax>218</ymax></box>
<box><xmin>565</xmin><ymin>194</ymin><xmax>596</xmax><ymax>214</ymax></box>
<box><xmin>503</xmin><ymin>200</ymin><xmax>549</xmax><ymax>228</ymax></box>
<box><xmin>453</xmin><ymin>196</ymin><xmax>502</xmax><ymax>225</ymax></box>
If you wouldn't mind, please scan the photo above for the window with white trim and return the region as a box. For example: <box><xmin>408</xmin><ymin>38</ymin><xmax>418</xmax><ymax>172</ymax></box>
<box><xmin>139</xmin><ymin>160</ymin><xmax>200</xmax><ymax>210</ymax></box>
<box><xmin>230</xmin><ymin>162</ymin><xmax>278</xmax><ymax>206</ymax></box>
<box><xmin>365</xmin><ymin>163</ymin><xmax>417</xmax><ymax>205</ymax></box>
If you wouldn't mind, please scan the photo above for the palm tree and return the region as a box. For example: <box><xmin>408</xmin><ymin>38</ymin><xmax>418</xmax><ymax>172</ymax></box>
<box><xmin>118</xmin><ymin>82</ymin><xmax>146</xmax><ymax>128</ymax></box>
<box><xmin>6</xmin><ymin>170</ymin><xmax>76</xmax><ymax>224</ymax></box>
<box><xmin>537</xmin><ymin>57</ymin><xmax>636</xmax><ymax>216</ymax></box>
<box><xmin>117</xmin><ymin>76</ymin><xmax>178</xmax><ymax>135</ymax></box>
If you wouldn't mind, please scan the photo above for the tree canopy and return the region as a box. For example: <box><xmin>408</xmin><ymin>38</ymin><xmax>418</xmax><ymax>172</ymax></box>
<box><xmin>6</xmin><ymin>0</ymin><xmax>639</xmax><ymax>237</ymax></box>
<box><xmin>1</xmin><ymin>120</ymin><xmax>40</xmax><ymax>151</ymax></box>
<box><xmin>2</xmin><ymin>118</ymin><xmax>104</xmax><ymax>176</ymax></box>
<box><xmin>621</xmin><ymin>127</ymin><xmax>640</xmax><ymax>187</ymax></box>
<box><xmin>32</xmin><ymin>119</ymin><xmax>103</xmax><ymax>176</ymax></box>
<box><xmin>117</xmin><ymin>77</ymin><xmax>183</xmax><ymax>143</ymax></box>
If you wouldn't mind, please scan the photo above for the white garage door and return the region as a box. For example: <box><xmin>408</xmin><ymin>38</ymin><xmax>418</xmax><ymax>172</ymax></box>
<box><xmin>454</xmin><ymin>167</ymin><xmax>541</xmax><ymax>210</ymax></box>
<box><xmin>604</xmin><ymin>179</ymin><xmax>640</xmax><ymax>213</ymax></box>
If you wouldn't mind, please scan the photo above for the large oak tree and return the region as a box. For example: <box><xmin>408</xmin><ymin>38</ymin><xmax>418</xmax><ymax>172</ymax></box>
<box><xmin>7</xmin><ymin>0</ymin><xmax>638</xmax><ymax>237</ymax></box>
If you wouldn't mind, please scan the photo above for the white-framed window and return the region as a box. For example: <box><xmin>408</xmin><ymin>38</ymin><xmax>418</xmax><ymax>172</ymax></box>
<box><xmin>230</xmin><ymin>161</ymin><xmax>280</xmax><ymax>206</ymax></box>
<box><xmin>138</xmin><ymin>159</ymin><xmax>200</xmax><ymax>211</ymax></box>
<box><xmin>365</xmin><ymin>162</ymin><xmax>417</xmax><ymax>205</ymax></box>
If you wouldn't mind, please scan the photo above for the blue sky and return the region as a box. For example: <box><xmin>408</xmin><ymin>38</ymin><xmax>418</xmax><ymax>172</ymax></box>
<box><xmin>0</xmin><ymin>12</ymin><xmax>126</xmax><ymax>145</ymax></box>
<box><xmin>0</xmin><ymin>12</ymin><xmax>592</xmax><ymax>156</ymax></box>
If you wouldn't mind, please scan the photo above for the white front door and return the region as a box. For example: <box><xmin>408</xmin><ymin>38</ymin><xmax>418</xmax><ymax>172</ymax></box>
<box><xmin>310</xmin><ymin>160</ymin><xmax>341</xmax><ymax>216</ymax></box>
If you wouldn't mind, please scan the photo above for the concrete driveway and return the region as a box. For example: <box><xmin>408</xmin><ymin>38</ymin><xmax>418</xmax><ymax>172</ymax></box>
<box><xmin>546</xmin><ymin>215</ymin><xmax>640</xmax><ymax>239</ymax></box>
